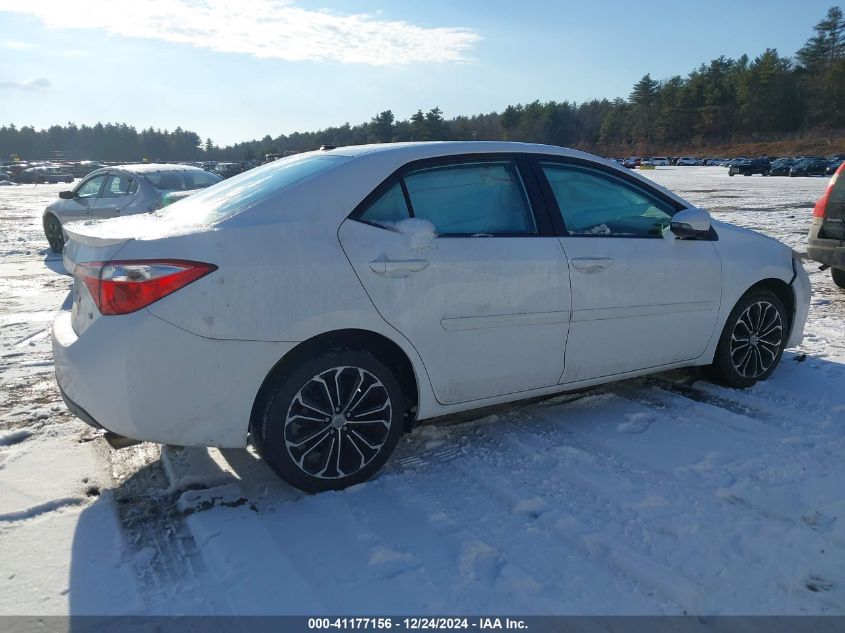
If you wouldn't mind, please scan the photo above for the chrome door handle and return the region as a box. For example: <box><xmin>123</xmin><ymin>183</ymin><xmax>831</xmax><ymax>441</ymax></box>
<box><xmin>570</xmin><ymin>257</ymin><xmax>614</xmax><ymax>273</ymax></box>
<box><xmin>369</xmin><ymin>255</ymin><xmax>429</xmax><ymax>277</ymax></box>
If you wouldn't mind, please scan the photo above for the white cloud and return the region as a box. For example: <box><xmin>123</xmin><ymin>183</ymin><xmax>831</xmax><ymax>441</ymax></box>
<box><xmin>0</xmin><ymin>76</ymin><xmax>51</xmax><ymax>90</ymax></box>
<box><xmin>0</xmin><ymin>0</ymin><xmax>480</xmax><ymax>65</ymax></box>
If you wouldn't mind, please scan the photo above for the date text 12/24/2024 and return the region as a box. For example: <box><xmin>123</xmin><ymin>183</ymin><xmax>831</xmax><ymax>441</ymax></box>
<box><xmin>308</xmin><ymin>619</ymin><xmax>528</xmax><ymax>630</ymax></box>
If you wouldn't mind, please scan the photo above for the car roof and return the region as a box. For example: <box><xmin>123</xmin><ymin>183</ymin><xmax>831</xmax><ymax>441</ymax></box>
<box><xmin>325</xmin><ymin>141</ymin><xmax>600</xmax><ymax>163</ymax></box>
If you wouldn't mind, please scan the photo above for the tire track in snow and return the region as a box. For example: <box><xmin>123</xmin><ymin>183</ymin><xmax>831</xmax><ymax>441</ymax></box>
<box><xmin>110</xmin><ymin>445</ymin><xmax>218</xmax><ymax>614</ymax></box>
<box><xmin>390</xmin><ymin>427</ymin><xmax>678</xmax><ymax>613</ymax></box>
<box><xmin>497</xmin><ymin>393</ymin><xmax>844</xmax><ymax>610</ymax></box>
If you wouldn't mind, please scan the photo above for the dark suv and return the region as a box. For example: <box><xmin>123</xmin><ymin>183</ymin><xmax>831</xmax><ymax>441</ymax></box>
<box><xmin>728</xmin><ymin>158</ymin><xmax>771</xmax><ymax>176</ymax></box>
<box><xmin>790</xmin><ymin>157</ymin><xmax>828</xmax><ymax>177</ymax></box>
<box><xmin>808</xmin><ymin>161</ymin><xmax>845</xmax><ymax>289</ymax></box>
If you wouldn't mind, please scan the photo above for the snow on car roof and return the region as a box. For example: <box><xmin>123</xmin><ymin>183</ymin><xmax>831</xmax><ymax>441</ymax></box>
<box><xmin>111</xmin><ymin>163</ymin><xmax>207</xmax><ymax>173</ymax></box>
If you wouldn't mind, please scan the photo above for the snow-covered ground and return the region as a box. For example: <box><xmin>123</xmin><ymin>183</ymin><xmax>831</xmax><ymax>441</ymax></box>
<box><xmin>0</xmin><ymin>167</ymin><xmax>843</xmax><ymax>615</ymax></box>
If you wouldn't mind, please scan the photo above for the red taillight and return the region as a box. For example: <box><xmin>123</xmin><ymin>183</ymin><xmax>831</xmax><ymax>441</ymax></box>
<box><xmin>74</xmin><ymin>259</ymin><xmax>217</xmax><ymax>315</ymax></box>
<box><xmin>814</xmin><ymin>162</ymin><xmax>845</xmax><ymax>218</ymax></box>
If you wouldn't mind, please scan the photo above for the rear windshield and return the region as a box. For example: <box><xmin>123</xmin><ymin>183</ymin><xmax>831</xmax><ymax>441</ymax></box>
<box><xmin>144</xmin><ymin>170</ymin><xmax>221</xmax><ymax>191</ymax></box>
<box><xmin>155</xmin><ymin>154</ymin><xmax>348</xmax><ymax>226</ymax></box>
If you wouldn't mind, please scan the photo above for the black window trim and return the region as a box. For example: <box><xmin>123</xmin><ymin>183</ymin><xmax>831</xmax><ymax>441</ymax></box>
<box><xmin>526</xmin><ymin>154</ymin><xmax>688</xmax><ymax>239</ymax></box>
<box><xmin>349</xmin><ymin>152</ymin><xmax>557</xmax><ymax>238</ymax></box>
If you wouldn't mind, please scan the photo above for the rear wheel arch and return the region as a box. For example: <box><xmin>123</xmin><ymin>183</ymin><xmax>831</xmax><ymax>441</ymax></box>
<box><xmin>249</xmin><ymin>329</ymin><xmax>420</xmax><ymax>440</ymax></box>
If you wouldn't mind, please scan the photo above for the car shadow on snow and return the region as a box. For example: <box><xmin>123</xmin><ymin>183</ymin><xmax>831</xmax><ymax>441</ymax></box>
<box><xmin>42</xmin><ymin>250</ymin><xmax>69</xmax><ymax>276</ymax></box>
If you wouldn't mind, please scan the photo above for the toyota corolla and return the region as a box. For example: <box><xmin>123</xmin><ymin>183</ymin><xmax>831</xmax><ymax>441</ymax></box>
<box><xmin>52</xmin><ymin>142</ymin><xmax>811</xmax><ymax>492</ymax></box>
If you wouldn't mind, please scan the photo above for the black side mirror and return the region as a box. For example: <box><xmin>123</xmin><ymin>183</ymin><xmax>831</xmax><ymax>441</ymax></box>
<box><xmin>59</xmin><ymin>190</ymin><xmax>75</xmax><ymax>200</ymax></box>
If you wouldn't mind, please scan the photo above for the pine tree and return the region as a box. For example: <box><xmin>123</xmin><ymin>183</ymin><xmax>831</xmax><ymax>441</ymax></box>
<box><xmin>797</xmin><ymin>6</ymin><xmax>845</xmax><ymax>70</ymax></box>
<box><xmin>629</xmin><ymin>74</ymin><xmax>659</xmax><ymax>147</ymax></box>
<box><xmin>368</xmin><ymin>110</ymin><xmax>395</xmax><ymax>143</ymax></box>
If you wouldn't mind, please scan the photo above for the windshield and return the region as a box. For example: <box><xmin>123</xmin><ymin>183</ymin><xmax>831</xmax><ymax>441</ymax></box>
<box><xmin>155</xmin><ymin>154</ymin><xmax>349</xmax><ymax>226</ymax></box>
<box><xmin>144</xmin><ymin>169</ymin><xmax>221</xmax><ymax>191</ymax></box>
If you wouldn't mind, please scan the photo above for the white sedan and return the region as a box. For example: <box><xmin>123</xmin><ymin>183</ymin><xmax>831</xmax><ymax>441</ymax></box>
<box><xmin>52</xmin><ymin>142</ymin><xmax>811</xmax><ymax>492</ymax></box>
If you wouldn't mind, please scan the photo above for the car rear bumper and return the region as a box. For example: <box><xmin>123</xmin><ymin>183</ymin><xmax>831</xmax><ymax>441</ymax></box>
<box><xmin>52</xmin><ymin>300</ymin><xmax>297</xmax><ymax>447</ymax></box>
<box><xmin>807</xmin><ymin>218</ymin><xmax>845</xmax><ymax>268</ymax></box>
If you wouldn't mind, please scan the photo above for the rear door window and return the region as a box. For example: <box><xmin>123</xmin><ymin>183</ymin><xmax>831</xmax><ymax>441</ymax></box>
<box><xmin>358</xmin><ymin>158</ymin><xmax>538</xmax><ymax>236</ymax></box>
<box><xmin>102</xmin><ymin>174</ymin><xmax>134</xmax><ymax>198</ymax></box>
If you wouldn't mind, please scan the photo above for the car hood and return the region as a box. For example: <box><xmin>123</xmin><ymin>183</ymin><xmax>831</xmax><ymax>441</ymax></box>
<box><xmin>712</xmin><ymin>219</ymin><xmax>790</xmax><ymax>252</ymax></box>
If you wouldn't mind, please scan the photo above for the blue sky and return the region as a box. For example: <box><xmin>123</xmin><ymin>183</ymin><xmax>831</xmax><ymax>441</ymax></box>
<box><xmin>0</xmin><ymin>0</ymin><xmax>836</xmax><ymax>146</ymax></box>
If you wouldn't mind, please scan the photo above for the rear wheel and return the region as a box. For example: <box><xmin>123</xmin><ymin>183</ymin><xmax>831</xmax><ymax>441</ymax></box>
<box><xmin>832</xmin><ymin>267</ymin><xmax>845</xmax><ymax>289</ymax></box>
<box><xmin>707</xmin><ymin>289</ymin><xmax>787</xmax><ymax>388</ymax></box>
<box><xmin>43</xmin><ymin>214</ymin><xmax>64</xmax><ymax>253</ymax></box>
<box><xmin>252</xmin><ymin>350</ymin><xmax>405</xmax><ymax>492</ymax></box>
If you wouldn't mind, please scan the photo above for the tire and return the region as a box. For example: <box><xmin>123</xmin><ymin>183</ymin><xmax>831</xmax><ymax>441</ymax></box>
<box><xmin>832</xmin><ymin>267</ymin><xmax>845</xmax><ymax>289</ymax></box>
<box><xmin>43</xmin><ymin>214</ymin><xmax>64</xmax><ymax>254</ymax></box>
<box><xmin>252</xmin><ymin>349</ymin><xmax>406</xmax><ymax>493</ymax></box>
<box><xmin>707</xmin><ymin>289</ymin><xmax>788</xmax><ymax>388</ymax></box>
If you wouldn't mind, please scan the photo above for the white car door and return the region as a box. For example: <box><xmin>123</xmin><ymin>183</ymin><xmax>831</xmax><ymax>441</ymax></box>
<box><xmin>532</xmin><ymin>159</ymin><xmax>722</xmax><ymax>383</ymax></box>
<box><xmin>338</xmin><ymin>156</ymin><xmax>571</xmax><ymax>405</ymax></box>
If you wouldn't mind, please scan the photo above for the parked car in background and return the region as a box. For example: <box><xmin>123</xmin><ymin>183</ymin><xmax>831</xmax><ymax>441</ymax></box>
<box><xmin>790</xmin><ymin>157</ymin><xmax>828</xmax><ymax>177</ymax></box>
<box><xmin>728</xmin><ymin>158</ymin><xmax>771</xmax><ymax>176</ymax></box>
<box><xmin>676</xmin><ymin>157</ymin><xmax>701</xmax><ymax>166</ymax></box>
<box><xmin>64</xmin><ymin>161</ymin><xmax>105</xmax><ymax>179</ymax></box>
<box><xmin>52</xmin><ymin>141</ymin><xmax>810</xmax><ymax>492</ymax></box>
<box><xmin>214</xmin><ymin>162</ymin><xmax>246</xmax><ymax>179</ymax></box>
<box><xmin>42</xmin><ymin>163</ymin><xmax>222</xmax><ymax>253</ymax></box>
<box><xmin>16</xmin><ymin>166</ymin><xmax>74</xmax><ymax>184</ymax></box>
<box><xmin>651</xmin><ymin>157</ymin><xmax>670</xmax><ymax>166</ymax></box>
<box><xmin>808</xmin><ymin>160</ymin><xmax>845</xmax><ymax>289</ymax></box>
<box><xmin>623</xmin><ymin>157</ymin><xmax>641</xmax><ymax>168</ymax></box>
<box><xmin>826</xmin><ymin>159</ymin><xmax>843</xmax><ymax>175</ymax></box>
<box><xmin>769</xmin><ymin>158</ymin><xmax>796</xmax><ymax>176</ymax></box>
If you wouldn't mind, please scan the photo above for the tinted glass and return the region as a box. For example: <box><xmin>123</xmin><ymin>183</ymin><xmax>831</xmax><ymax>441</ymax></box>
<box><xmin>359</xmin><ymin>182</ymin><xmax>409</xmax><ymax>226</ymax></box>
<box><xmin>144</xmin><ymin>171</ymin><xmax>188</xmax><ymax>191</ymax></box>
<box><xmin>541</xmin><ymin>163</ymin><xmax>673</xmax><ymax>237</ymax></box>
<box><xmin>156</xmin><ymin>154</ymin><xmax>348</xmax><ymax>226</ymax></box>
<box><xmin>76</xmin><ymin>175</ymin><xmax>106</xmax><ymax>199</ymax></box>
<box><xmin>403</xmin><ymin>160</ymin><xmax>536</xmax><ymax>235</ymax></box>
<box><xmin>182</xmin><ymin>170</ymin><xmax>222</xmax><ymax>189</ymax></box>
<box><xmin>102</xmin><ymin>174</ymin><xmax>133</xmax><ymax>198</ymax></box>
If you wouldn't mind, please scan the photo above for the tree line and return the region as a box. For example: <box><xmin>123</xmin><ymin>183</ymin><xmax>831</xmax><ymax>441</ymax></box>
<box><xmin>2</xmin><ymin>6</ymin><xmax>844</xmax><ymax>162</ymax></box>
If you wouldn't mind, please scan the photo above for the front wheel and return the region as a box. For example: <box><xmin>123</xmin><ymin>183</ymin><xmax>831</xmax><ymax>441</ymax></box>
<box><xmin>252</xmin><ymin>350</ymin><xmax>406</xmax><ymax>493</ymax></box>
<box><xmin>43</xmin><ymin>214</ymin><xmax>64</xmax><ymax>253</ymax></box>
<box><xmin>832</xmin><ymin>267</ymin><xmax>845</xmax><ymax>289</ymax></box>
<box><xmin>707</xmin><ymin>289</ymin><xmax>788</xmax><ymax>388</ymax></box>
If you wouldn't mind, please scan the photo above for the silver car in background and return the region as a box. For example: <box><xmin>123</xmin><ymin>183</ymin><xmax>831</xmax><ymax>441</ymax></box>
<box><xmin>42</xmin><ymin>163</ymin><xmax>222</xmax><ymax>253</ymax></box>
